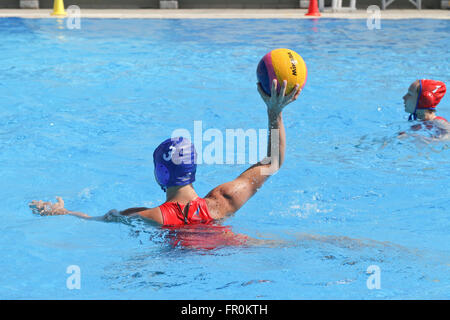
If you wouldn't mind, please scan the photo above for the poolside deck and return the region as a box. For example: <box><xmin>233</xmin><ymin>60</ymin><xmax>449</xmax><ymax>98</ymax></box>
<box><xmin>0</xmin><ymin>9</ymin><xmax>449</xmax><ymax>19</ymax></box>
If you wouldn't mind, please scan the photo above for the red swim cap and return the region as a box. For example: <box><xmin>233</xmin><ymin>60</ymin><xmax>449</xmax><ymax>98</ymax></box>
<box><xmin>417</xmin><ymin>79</ymin><xmax>446</xmax><ymax>109</ymax></box>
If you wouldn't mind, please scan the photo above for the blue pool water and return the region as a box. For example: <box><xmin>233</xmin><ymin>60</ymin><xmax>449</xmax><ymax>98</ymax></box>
<box><xmin>0</xmin><ymin>18</ymin><xmax>449</xmax><ymax>299</ymax></box>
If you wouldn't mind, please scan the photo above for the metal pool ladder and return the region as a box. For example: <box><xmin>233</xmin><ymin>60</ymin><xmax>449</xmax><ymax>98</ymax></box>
<box><xmin>318</xmin><ymin>0</ymin><xmax>357</xmax><ymax>12</ymax></box>
<box><xmin>381</xmin><ymin>0</ymin><xmax>422</xmax><ymax>10</ymax></box>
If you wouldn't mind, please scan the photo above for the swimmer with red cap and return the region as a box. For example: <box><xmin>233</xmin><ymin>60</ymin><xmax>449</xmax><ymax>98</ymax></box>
<box><xmin>399</xmin><ymin>79</ymin><xmax>448</xmax><ymax>138</ymax></box>
<box><xmin>29</xmin><ymin>80</ymin><xmax>302</xmax><ymax>227</ymax></box>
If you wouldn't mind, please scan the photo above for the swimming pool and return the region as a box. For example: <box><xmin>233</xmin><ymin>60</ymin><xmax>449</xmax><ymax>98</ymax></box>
<box><xmin>0</xmin><ymin>17</ymin><xmax>449</xmax><ymax>299</ymax></box>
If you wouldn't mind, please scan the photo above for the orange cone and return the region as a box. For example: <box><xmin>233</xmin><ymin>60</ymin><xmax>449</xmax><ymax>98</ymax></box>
<box><xmin>305</xmin><ymin>0</ymin><xmax>321</xmax><ymax>16</ymax></box>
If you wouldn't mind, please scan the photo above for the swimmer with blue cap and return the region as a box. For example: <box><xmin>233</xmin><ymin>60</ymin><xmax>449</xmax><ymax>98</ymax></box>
<box><xmin>29</xmin><ymin>80</ymin><xmax>301</xmax><ymax>226</ymax></box>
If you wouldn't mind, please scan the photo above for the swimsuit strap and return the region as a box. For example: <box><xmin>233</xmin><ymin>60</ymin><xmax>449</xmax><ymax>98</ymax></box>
<box><xmin>176</xmin><ymin>201</ymin><xmax>190</xmax><ymax>224</ymax></box>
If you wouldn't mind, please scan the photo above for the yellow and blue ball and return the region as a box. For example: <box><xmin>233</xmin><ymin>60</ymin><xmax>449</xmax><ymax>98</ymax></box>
<box><xmin>257</xmin><ymin>48</ymin><xmax>307</xmax><ymax>96</ymax></box>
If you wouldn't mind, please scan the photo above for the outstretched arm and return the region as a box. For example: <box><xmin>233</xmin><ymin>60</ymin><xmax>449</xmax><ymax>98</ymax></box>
<box><xmin>29</xmin><ymin>197</ymin><xmax>94</xmax><ymax>219</ymax></box>
<box><xmin>205</xmin><ymin>79</ymin><xmax>301</xmax><ymax>220</ymax></box>
<box><xmin>29</xmin><ymin>197</ymin><xmax>163</xmax><ymax>223</ymax></box>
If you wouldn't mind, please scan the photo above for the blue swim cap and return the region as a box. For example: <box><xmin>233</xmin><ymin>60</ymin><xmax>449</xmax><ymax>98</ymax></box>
<box><xmin>153</xmin><ymin>137</ymin><xmax>197</xmax><ymax>191</ymax></box>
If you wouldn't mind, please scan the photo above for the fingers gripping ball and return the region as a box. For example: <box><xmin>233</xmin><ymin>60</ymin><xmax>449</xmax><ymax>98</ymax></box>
<box><xmin>257</xmin><ymin>48</ymin><xmax>307</xmax><ymax>96</ymax></box>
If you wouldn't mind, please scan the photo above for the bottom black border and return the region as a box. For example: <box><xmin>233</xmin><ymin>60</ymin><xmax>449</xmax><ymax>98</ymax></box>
<box><xmin>1</xmin><ymin>300</ymin><xmax>449</xmax><ymax>318</ymax></box>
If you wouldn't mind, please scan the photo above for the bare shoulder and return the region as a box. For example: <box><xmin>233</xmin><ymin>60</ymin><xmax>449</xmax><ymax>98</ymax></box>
<box><xmin>204</xmin><ymin>187</ymin><xmax>228</xmax><ymax>220</ymax></box>
<box><xmin>204</xmin><ymin>178</ymin><xmax>251</xmax><ymax>220</ymax></box>
<box><xmin>121</xmin><ymin>206</ymin><xmax>163</xmax><ymax>224</ymax></box>
<box><xmin>139</xmin><ymin>207</ymin><xmax>164</xmax><ymax>224</ymax></box>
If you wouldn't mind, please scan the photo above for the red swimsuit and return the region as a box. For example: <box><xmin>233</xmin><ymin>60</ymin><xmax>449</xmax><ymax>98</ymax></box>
<box><xmin>159</xmin><ymin>197</ymin><xmax>248</xmax><ymax>249</ymax></box>
<box><xmin>411</xmin><ymin>116</ymin><xmax>448</xmax><ymax>131</ymax></box>
<box><xmin>159</xmin><ymin>197</ymin><xmax>214</xmax><ymax>226</ymax></box>
<box><xmin>434</xmin><ymin>116</ymin><xmax>448</xmax><ymax>122</ymax></box>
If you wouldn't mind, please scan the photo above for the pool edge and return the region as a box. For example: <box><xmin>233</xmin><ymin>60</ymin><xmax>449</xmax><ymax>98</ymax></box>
<box><xmin>0</xmin><ymin>9</ymin><xmax>449</xmax><ymax>20</ymax></box>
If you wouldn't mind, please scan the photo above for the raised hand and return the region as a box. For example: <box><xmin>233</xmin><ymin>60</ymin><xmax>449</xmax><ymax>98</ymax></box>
<box><xmin>257</xmin><ymin>79</ymin><xmax>301</xmax><ymax>116</ymax></box>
